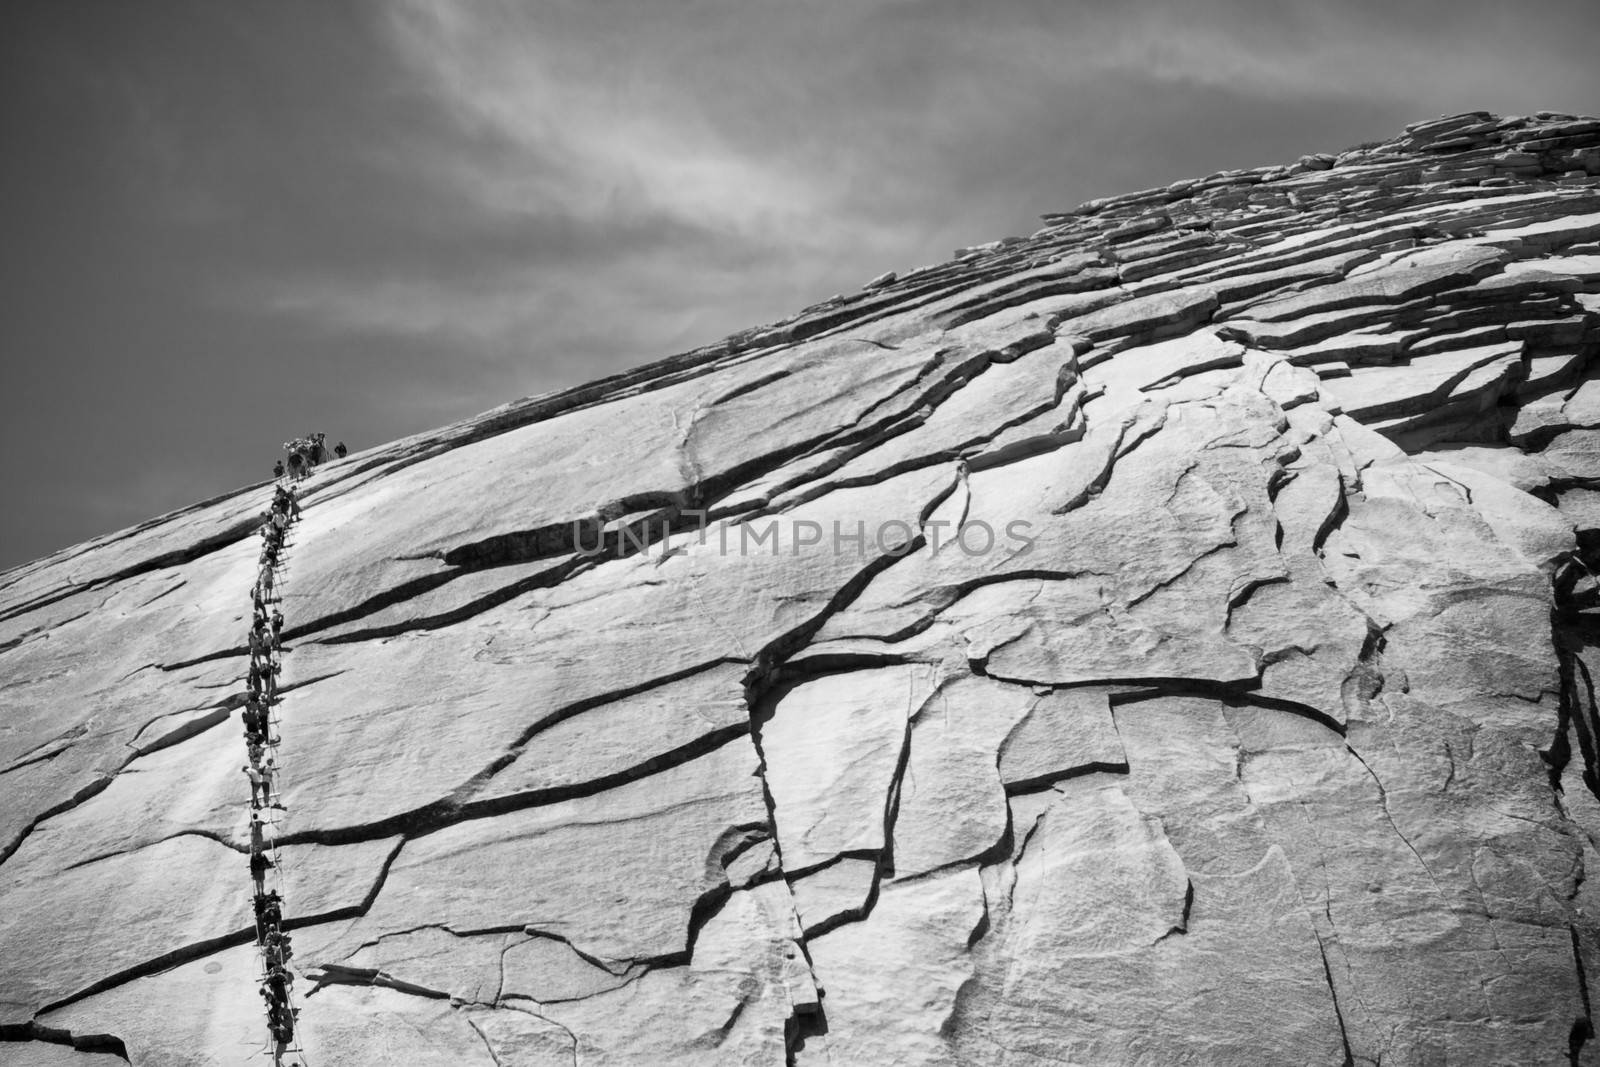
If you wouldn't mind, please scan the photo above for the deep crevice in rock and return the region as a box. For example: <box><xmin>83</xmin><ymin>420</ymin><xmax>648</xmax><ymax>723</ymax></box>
<box><xmin>0</xmin><ymin>1024</ymin><xmax>130</xmax><ymax>1061</ymax></box>
<box><xmin>1569</xmin><ymin>924</ymin><xmax>1595</xmax><ymax>1066</ymax></box>
<box><xmin>1314</xmin><ymin>934</ymin><xmax>1357</xmax><ymax>1067</ymax></box>
<box><xmin>277</xmin><ymin>723</ymin><xmax>753</xmax><ymax>849</ymax></box>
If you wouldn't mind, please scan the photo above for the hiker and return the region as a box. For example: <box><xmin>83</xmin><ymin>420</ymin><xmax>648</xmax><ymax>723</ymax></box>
<box><xmin>266</xmin><ymin>991</ymin><xmax>294</xmax><ymax>1043</ymax></box>
<box><xmin>262</xmin><ymin>970</ymin><xmax>292</xmax><ymax>1009</ymax></box>
<box><xmin>249</xmin><ymin>812</ymin><xmax>268</xmax><ymax>855</ymax></box>
<box><xmin>261</xmin><ymin>758</ymin><xmax>285</xmax><ymax>809</ymax></box>
<box><xmin>251</xmin><ymin>658</ymin><xmax>277</xmax><ymax>693</ymax></box>
<box><xmin>335</xmin><ymin>441</ymin><xmax>347</xmax><ymax>458</ymax></box>
<box><xmin>273</xmin><ymin>460</ymin><xmax>285</xmax><ymax>479</ymax></box>
<box><xmin>243</xmin><ymin>763</ymin><xmax>267</xmax><ymax>807</ymax></box>
<box><xmin>249</xmin><ymin>848</ymin><xmax>273</xmax><ymax>889</ymax></box>
<box><xmin>265</xmin><ymin>931</ymin><xmax>293</xmax><ymax>968</ymax></box>
<box><xmin>255</xmin><ymin>889</ymin><xmax>283</xmax><ymax>927</ymax></box>
<box><xmin>244</xmin><ymin>705</ymin><xmax>277</xmax><ymax>745</ymax></box>
<box><xmin>266</xmin><ymin>966</ymin><xmax>293</xmax><ymax>1000</ymax></box>
<box><xmin>272</xmin><ymin>930</ymin><xmax>293</xmax><ymax>961</ymax></box>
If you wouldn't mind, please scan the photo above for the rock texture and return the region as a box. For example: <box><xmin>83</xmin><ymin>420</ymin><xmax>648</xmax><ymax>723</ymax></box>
<box><xmin>6</xmin><ymin>111</ymin><xmax>1600</xmax><ymax>1065</ymax></box>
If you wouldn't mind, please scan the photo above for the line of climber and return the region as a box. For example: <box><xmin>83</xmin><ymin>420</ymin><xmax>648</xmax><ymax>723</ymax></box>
<box><xmin>243</xmin><ymin>460</ymin><xmax>307</xmax><ymax>1064</ymax></box>
<box><xmin>273</xmin><ymin>432</ymin><xmax>345</xmax><ymax>482</ymax></box>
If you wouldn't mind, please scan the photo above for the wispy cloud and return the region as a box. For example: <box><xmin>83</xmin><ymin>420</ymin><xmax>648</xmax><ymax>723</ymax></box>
<box><xmin>239</xmin><ymin>0</ymin><xmax>1600</xmax><ymax>378</ymax></box>
<box><xmin>232</xmin><ymin>1</ymin><xmax>916</xmax><ymax>369</ymax></box>
<box><xmin>386</xmin><ymin>7</ymin><xmax>826</xmax><ymax>234</ymax></box>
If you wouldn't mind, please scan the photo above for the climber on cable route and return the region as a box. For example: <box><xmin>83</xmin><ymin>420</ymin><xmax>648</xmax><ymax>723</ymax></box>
<box><xmin>261</xmin><ymin>966</ymin><xmax>295</xmax><ymax>1045</ymax></box>
<box><xmin>254</xmin><ymin>889</ymin><xmax>283</xmax><ymax>931</ymax></box>
<box><xmin>260</xmin><ymin>756</ymin><xmax>285</xmax><ymax>809</ymax></box>
<box><xmin>283</xmin><ymin>433</ymin><xmax>323</xmax><ymax>475</ymax></box>
<box><xmin>274</xmin><ymin>484</ymin><xmax>301</xmax><ymax>519</ymax></box>
<box><xmin>254</xmin><ymin>564</ymin><xmax>276</xmax><ymax>604</ymax></box>
<box><xmin>264</xmin><ymin>928</ymin><xmax>293</xmax><ymax>969</ymax></box>
<box><xmin>248</xmin><ymin>846</ymin><xmax>274</xmax><ymax>893</ymax></box>
<box><xmin>249</xmin><ymin>810</ymin><xmax>269</xmax><ymax>856</ymax></box>
<box><xmin>243</xmin><ymin>761</ymin><xmax>268</xmax><ymax>808</ymax></box>
<box><xmin>242</xmin><ymin>694</ymin><xmax>276</xmax><ymax>739</ymax></box>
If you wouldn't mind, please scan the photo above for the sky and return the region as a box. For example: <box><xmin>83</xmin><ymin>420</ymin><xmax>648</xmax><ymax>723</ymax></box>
<box><xmin>2</xmin><ymin>0</ymin><xmax>1597</xmax><ymax>570</ymax></box>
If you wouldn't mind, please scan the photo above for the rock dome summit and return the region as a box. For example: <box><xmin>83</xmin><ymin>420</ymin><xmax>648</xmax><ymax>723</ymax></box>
<box><xmin>5</xmin><ymin>111</ymin><xmax>1600</xmax><ymax>1066</ymax></box>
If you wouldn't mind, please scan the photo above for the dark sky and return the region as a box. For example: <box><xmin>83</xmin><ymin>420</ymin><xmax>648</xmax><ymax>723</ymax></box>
<box><xmin>3</xmin><ymin>0</ymin><xmax>1597</xmax><ymax>570</ymax></box>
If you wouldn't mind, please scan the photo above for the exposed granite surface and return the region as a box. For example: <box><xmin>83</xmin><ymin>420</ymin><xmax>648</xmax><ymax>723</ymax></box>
<box><xmin>6</xmin><ymin>111</ymin><xmax>1600</xmax><ymax>1065</ymax></box>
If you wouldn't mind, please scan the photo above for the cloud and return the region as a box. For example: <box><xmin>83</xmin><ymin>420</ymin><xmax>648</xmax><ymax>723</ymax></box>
<box><xmin>852</xmin><ymin>0</ymin><xmax>1597</xmax><ymax>107</ymax></box>
<box><xmin>378</xmin><ymin>2</ymin><xmax>845</xmax><ymax>238</ymax></box>
<box><xmin>234</xmin><ymin>0</ymin><xmax>1597</xmax><ymax>390</ymax></box>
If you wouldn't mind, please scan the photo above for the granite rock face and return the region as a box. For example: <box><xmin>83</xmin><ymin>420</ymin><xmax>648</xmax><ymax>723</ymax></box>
<box><xmin>6</xmin><ymin>111</ymin><xmax>1600</xmax><ymax>1065</ymax></box>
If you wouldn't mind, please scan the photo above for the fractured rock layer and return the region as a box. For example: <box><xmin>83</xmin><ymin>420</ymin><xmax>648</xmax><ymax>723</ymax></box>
<box><xmin>5</xmin><ymin>111</ymin><xmax>1600</xmax><ymax>1065</ymax></box>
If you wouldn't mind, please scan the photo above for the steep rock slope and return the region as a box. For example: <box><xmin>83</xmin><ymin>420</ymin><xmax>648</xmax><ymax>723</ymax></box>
<box><xmin>6</xmin><ymin>111</ymin><xmax>1600</xmax><ymax>1066</ymax></box>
